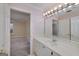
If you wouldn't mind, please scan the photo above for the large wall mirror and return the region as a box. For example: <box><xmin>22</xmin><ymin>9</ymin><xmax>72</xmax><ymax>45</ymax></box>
<box><xmin>44</xmin><ymin>17</ymin><xmax>53</xmax><ymax>39</ymax></box>
<box><xmin>45</xmin><ymin>16</ymin><xmax>79</xmax><ymax>42</ymax></box>
<box><xmin>52</xmin><ymin>18</ymin><xmax>70</xmax><ymax>41</ymax></box>
<box><xmin>44</xmin><ymin>4</ymin><xmax>79</xmax><ymax>42</ymax></box>
<box><xmin>71</xmin><ymin>16</ymin><xmax>79</xmax><ymax>42</ymax></box>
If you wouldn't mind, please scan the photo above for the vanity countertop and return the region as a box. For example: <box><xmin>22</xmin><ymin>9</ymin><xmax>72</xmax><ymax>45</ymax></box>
<box><xmin>34</xmin><ymin>36</ymin><xmax>79</xmax><ymax>56</ymax></box>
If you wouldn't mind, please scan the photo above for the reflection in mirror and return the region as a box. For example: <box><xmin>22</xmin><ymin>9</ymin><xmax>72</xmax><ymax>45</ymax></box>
<box><xmin>58</xmin><ymin>19</ymin><xmax>70</xmax><ymax>38</ymax></box>
<box><xmin>52</xmin><ymin>18</ymin><xmax>70</xmax><ymax>40</ymax></box>
<box><xmin>71</xmin><ymin>16</ymin><xmax>79</xmax><ymax>42</ymax></box>
<box><xmin>52</xmin><ymin>20</ymin><xmax>58</xmax><ymax>36</ymax></box>
<box><xmin>45</xmin><ymin>17</ymin><xmax>52</xmax><ymax>39</ymax></box>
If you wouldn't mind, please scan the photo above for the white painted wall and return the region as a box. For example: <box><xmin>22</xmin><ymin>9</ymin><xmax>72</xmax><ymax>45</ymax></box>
<box><xmin>4</xmin><ymin>4</ymin><xmax>10</xmax><ymax>55</ymax></box>
<box><xmin>0</xmin><ymin>4</ymin><xmax>5</xmax><ymax>51</ymax></box>
<box><xmin>0</xmin><ymin>4</ymin><xmax>10</xmax><ymax>55</ymax></box>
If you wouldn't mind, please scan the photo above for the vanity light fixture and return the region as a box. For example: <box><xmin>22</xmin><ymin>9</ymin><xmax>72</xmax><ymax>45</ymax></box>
<box><xmin>63</xmin><ymin>8</ymin><xmax>66</xmax><ymax>11</ymax></box>
<box><xmin>43</xmin><ymin>3</ymin><xmax>78</xmax><ymax>17</ymax></box>
<box><xmin>54</xmin><ymin>7</ymin><xmax>57</xmax><ymax>10</ymax></box>
<box><xmin>47</xmin><ymin>11</ymin><xmax>50</xmax><ymax>14</ymax></box>
<box><xmin>43</xmin><ymin>12</ymin><xmax>48</xmax><ymax>16</ymax></box>
<box><xmin>75</xmin><ymin>3</ymin><xmax>79</xmax><ymax>5</ymax></box>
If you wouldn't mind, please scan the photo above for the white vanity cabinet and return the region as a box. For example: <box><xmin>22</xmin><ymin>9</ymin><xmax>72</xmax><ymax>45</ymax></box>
<box><xmin>38</xmin><ymin>41</ymin><xmax>52</xmax><ymax>56</ymax></box>
<box><xmin>33</xmin><ymin>39</ymin><xmax>60</xmax><ymax>56</ymax></box>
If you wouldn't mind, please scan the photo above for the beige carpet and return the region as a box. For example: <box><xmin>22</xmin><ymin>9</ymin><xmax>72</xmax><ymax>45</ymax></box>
<box><xmin>10</xmin><ymin>37</ymin><xmax>30</xmax><ymax>56</ymax></box>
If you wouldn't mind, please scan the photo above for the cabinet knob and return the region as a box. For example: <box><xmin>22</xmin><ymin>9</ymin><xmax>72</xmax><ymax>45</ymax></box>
<box><xmin>51</xmin><ymin>52</ymin><xmax>53</xmax><ymax>55</ymax></box>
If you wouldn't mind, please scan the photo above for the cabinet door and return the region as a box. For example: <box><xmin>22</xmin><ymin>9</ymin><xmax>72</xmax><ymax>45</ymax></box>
<box><xmin>34</xmin><ymin>40</ymin><xmax>51</xmax><ymax>56</ymax></box>
<box><xmin>33</xmin><ymin>39</ymin><xmax>40</xmax><ymax>56</ymax></box>
<box><xmin>38</xmin><ymin>43</ymin><xmax>60</xmax><ymax>56</ymax></box>
<box><xmin>53</xmin><ymin>51</ymin><xmax>60</xmax><ymax>56</ymax></box>
<box><xmin>38</xmin><ymin>42</ymin><xmax>51</xmax><ymax>56</ymax></box>
<box><xmin>34</xmin><ymin>40</ymin><xmax>60</xmax><ymax>56</ymax></box>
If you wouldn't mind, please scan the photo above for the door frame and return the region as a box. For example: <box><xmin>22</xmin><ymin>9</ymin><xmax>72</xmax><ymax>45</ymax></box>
<box><xmin>9</xmin><ymin>7</ymin><xmax>31</xmax><ymax>56</ymax></box>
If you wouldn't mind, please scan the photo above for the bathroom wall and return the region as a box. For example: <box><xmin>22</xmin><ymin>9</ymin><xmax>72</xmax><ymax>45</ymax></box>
<box><xmin>0</xmin><ymin>4</ymin><xmax>10</xmax><ymax>55</ymax></box>
<box><xmin>0</xmin><ymin>4</ymin><xmax>11</xmax><ymax>55</ymax></box>
<box><xmin>0</xmin><ymin>4</ymin><xmax>5</xmax><ymax>51</ymax></box>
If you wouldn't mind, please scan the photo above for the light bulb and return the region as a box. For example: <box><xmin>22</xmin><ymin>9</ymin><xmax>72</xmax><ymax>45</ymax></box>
<box><xmin>58</xmin><ymin>5</ymin><xmax>62</xmax><ymax>8</ymax></box>
<box><xmin>68</xmin><ymin>5</ymin><xmax>72</xmax><ymax>8</ymax></box>
<box><xmin>63</xmin><ymin>8</ymin><xmax>66</xmax><ymax>11</ymax></box>
<box><xmin>54</xmin><ymin>7</ymin><xmax>57</xmax><ymax>10</ymax></box>
<box><xmin>47</xmin><ymin>11</ymin><xmax>50</xmax><ymax>14</ymax></box>
<box><xmin>45</xmin><ymin>12</ymin><xmax>48</xmax><ymax>15</ymax></box>
<box><xmin>51</xmin><ymin>9</ymin><xmax>53</xmax><ymax>12</ymax></box>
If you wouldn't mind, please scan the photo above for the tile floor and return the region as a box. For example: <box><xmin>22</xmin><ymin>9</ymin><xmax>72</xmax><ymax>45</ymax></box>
<box><xmin>10</xmin><ymin>37</ymin><xmax>30</xmax><ymax>56</ymax></box>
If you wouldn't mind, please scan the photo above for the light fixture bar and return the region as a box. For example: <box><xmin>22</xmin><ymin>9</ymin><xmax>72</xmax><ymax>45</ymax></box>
<box><xmin>43</xmin><ymin>3</ymin><xmax>78</xmax><ymax>17</ymax></box>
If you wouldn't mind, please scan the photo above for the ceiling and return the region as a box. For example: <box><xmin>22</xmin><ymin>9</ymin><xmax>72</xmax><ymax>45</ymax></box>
<box><xmin>11</xmin><ymin>9</ymin><xmax>30</xmax><ymax>23</ymax></box>
<box><xmin>29</xmin><ymin>3</ymin><xmax>63</xmax><ymax>11</ymax></box>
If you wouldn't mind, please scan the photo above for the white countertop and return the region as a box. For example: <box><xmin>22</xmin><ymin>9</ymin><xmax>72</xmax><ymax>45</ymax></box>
<box><xmin>34</xmin><ymin>36</ymin><xmax>79</xmax><ymax>56</ymax></box>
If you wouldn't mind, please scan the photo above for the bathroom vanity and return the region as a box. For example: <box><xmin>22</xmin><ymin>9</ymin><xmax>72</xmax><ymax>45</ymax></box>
<box><xmin>33</xmin><ymin>36</ymin><xmax>79</xmax><ymax>56</ymax></box>
<box><xmin>33</xmin><ymin>16</ymin><xmax>79</xmax><ymax>56</ymax></box>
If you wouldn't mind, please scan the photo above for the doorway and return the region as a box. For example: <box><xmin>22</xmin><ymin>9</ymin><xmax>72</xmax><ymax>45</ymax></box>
<box><xmin>10</xmin><ymin>9</ymin><xmax>30</xmax><ymax>56</ymax></box>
